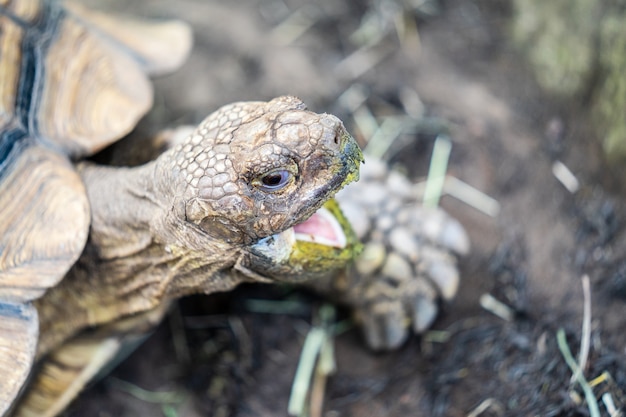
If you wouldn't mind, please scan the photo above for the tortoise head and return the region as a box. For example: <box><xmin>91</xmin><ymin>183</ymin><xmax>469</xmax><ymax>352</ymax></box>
<box><xmin>156</xmin><ymin>96</ymin><xmax>362</xmax><ymax>264</ymax></box>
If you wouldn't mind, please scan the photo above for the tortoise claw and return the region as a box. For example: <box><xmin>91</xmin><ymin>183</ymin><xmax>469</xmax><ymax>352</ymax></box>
<box><xmin>360</xmin><ymin>301</ymin><xmax>408</xmax><ymax>351</ymax></box>
<box><xmin>327</xmin><ymin>158</ymin><xmax>470</xmax><ymax>351</ymax></box>
<box><xmin>411</xmin><ymin>296</ymin><xmax>439</xmax><ymax>333</ymax></box>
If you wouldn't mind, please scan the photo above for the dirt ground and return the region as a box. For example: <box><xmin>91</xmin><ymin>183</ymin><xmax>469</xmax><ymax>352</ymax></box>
<box><xmin>69</xmin><ymin>0</ymin><xmax>626</xmax><ymax>416</ymax></box>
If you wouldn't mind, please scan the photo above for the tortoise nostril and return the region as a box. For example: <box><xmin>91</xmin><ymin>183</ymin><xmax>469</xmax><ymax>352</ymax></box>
<box><xmin>334</xmin><ymin>134</ymin><xmax>339</xmax><ymax>144</ymax></box>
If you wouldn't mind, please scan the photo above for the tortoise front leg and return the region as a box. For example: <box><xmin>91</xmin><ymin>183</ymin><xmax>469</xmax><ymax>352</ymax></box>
<box><xmin>310</xmin><ymin>158</ymin><xmax>469</xmax><ymax>349</ymax></box>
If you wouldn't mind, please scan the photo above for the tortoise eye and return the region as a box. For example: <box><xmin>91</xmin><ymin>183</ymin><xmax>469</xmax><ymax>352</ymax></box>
<box><xmin>253</xmin><ymin>169</ymin><xmax>292</xmax><ymax>191</ymax></box>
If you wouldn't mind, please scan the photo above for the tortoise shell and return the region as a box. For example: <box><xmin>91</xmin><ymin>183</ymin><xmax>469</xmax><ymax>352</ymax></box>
<box><xmin>0</xmin><ymin>0</ymin><xmax>191</xmax><ymax>413</ymax></box>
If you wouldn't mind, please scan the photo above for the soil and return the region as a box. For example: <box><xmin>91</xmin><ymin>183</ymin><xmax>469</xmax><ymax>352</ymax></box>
<box><xmin>68</xmin><ymin>0</ymin><xmax>626</xmax><ymax>416</ymax></box>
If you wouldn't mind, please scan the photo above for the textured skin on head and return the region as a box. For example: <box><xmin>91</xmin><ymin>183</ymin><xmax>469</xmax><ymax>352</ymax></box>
<box><xmin>33</xmin><ymin>96</ymin><xmax>362</xmax><ymax>360</ymax></box>
<box><xmin>158</xmin><ymin>96</ymin><xmax>361</xmax><ymax>244</ymax></box>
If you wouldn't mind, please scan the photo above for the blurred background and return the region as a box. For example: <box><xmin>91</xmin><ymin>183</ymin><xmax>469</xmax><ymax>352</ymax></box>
<box><xmin>72</xmin><ymin>1</ymin><xmax>626</xmax><ymax>416</ymax></box>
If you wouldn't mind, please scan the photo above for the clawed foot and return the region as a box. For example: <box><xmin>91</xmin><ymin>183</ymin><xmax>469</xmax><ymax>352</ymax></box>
<box><xmin>335</xmin><ymin>158</ymin><xmax>469</xmax><ymax>350</ymax></box>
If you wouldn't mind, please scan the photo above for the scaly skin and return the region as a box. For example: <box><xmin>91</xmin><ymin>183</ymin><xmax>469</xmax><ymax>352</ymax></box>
<box><xmin>103</xmin><ymin>124</ymin><xmax>471</xmax><ymax>351</ymax></box>
<box><xmin>34</xmin><ymin>96</ymin><xmax>362</xmax><ymax>357</ymax></box>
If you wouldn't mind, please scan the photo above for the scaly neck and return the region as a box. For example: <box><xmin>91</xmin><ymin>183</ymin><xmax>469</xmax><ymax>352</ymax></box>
<box><xmin>34</xmin><ymin>161</ymin><xmax>242</xmax><ymax>357</ymax></box>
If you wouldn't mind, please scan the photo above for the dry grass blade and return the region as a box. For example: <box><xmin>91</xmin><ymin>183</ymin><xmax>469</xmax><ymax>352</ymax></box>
<box><xmin>288</xmin><ymin>327</ymin><xmax>325</xmax><ymax>416</ymax></box>
<box><xmin>270</xmin><ymin>7</ymin><xmax>317</xmax><ymax>45</ymax></box>
<box><xmin>571</xmin><ymin>275</ymin><xmax>592</xmax><ymax>384</ymax></box>
<box><xmin>337</xmin><ymin>83</ymin><xmax>370</xmax><ymax>113</ymax></box>
<box><xmin>443</xmin><ymin>176</ymin><xmax>501</xmax><ymax>217</ymax></box>
<box><xmin>602</xmin><ymin>392</ymin><xmax>621</xmax><ymax>417</ymax></box>
<box><xmin>479</xmin><ymin>293</ymin><xmax>514</xmax><ymax>322</ymax></box>
<box><xmin>589</xmin><ymin>372</ymin><xmax>625</xmax><ymax>416</ymax></box>
<box><xmin>423</xmin><ymin>134</ymin><xmax>451</xmax><ymax>208</ymax></box>
<box><xmin>310</xmin><ymin>336</ymin><xmax>335</xmax><ymax>417</ymax></box>
<box><xmin>466</xmin><ymin>398</ymin><xmax>504</xmax><ymax>417</ymax></box>
<box><xmin>288</xmin><ymin>305</ymin><xmax>336</xmax><ymax>416</ymax></box>
<box><xmin>552</xmin><ymin>160</ymin><xmax>580</xmax><ymax>193</ymax></box>
<box><xmin>244</xmin><ymin>298</ymin><xmax>310</xmax><ymax>315</ymax></box>
<box><xmin>335</xmin><ymin>44</ymin><xmax>395</xmax><ymax>80</ymax></box>
<box><xmin>363</xmin><ymin>116</ymin><xmax>407</xmax><ymax>158</ymax></box>
<box><xmin>353</xmin><ymin>106</ymin><xmax>380</xmax><ymax>145</ymax></box>
<box><xmin>108</xmin><ymin>376</ymin><xmax>185</xmax><ymax>417</ymax></box>
<box><xmin>556</xmin><ymin>329</ymin><xmax>601</xmax><ymax>417</ymax></box>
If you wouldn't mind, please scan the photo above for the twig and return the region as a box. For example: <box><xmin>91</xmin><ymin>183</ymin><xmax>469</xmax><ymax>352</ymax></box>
<box><xmin>479</xmin><ymin>293</ymin><xmax>514</xmax><ymax>322</ymax></box>
<box><xmin>363</xmin><ymin>116</ymin><xmax>406</xmax><ymax>159</ymax></box>
<box><xmin>552</xmin><ymin>160</ymin><xmax>580</xmax><ymax>193</ymax></box>
<box><xmin>310</xmin><ymin>335</ymin><xmax>335</xmax><ymax>417</ymax></box>
<box><xmin>335</xmin><ymin>44</ymin><xmax>394</xmax><ymax>80</ymax></box>
<box><xmin>271</xmin><ymin>7</ymin><xmax>317</xmax><ymax>45</ymax></box>
<box><xmin>443</xmin><ymin>176</ymin><xmax>501</xmax><ymax>217</ymax></box>
<box><xmin>288</xmin><ymin>305</ymin><xmax>336</xmax><ymax>416</ymax></box>
<box><xmin>353</xmin><ymin>106</ymin><xmax>379</xmax><ymax>144</ymax></box>
<box><xmin>108</xmin><ymin>377</ymin><xmax>184</xmax><ymax>405</ymax></box>
<box><xmin>423</xmin><ymin>134</ymin><xmax>452</xmax><ymax>208</ymax></box>
<box><xmin>467</xmin><ymin>398</ymin><xmax>503</xmax><ymax>417</ymax></box>
<box><xmin>602</xmin><ymin>392</ymin><xmax>622</xmax><ymax>417</ymax></box>
<box><xmin>288</xmin><ymin>328</ymin><xmax>325</xmax><ymax>416</ymax></box>
<box><xmin>571</xmin><ymin>275</ymin><xmax>592</xmax><ymax>384</ymax></box>
<box><xmin>244</xmin><ymin>298</ymin><xmax>310</xmax><ymax>315</ymax></box>
<box><xmin>556</xmin><ymin>329</ymin><xmax>601</xmax><ymax>417</ymax></box>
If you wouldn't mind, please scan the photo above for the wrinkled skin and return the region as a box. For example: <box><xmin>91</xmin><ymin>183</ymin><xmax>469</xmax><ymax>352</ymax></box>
<box><xmin>15</xmin><ymin>96</ymin><xmax>468</xmax><ymax>417</ymax></box>
<box><xmin>34</xmin><ymin>96</ymin><xmax>363</xmax><ymax>357</ymax></box>
<box><xmin>113</xmin><ymin>126</ymin><xmax>470</xmax><ymax>351</ymax></box>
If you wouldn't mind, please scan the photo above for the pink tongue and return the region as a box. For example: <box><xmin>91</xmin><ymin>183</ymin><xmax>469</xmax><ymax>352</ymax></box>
<box><xmin>293</xmin><ymin>212</ymin><xmax>340</xmax><ymax>243</ymax></box>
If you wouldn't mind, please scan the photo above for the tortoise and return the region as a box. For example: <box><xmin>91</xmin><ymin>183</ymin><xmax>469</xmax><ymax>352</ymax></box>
<box><xmin>0</xmin><ymin>1</ymin><xmax>468</xmax><ymax>416</ymax></box>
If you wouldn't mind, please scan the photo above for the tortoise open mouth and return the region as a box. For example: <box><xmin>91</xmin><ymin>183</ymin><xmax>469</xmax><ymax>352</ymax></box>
<box><xmin>292</xmin><ymin>206</ymin><xmax>347</xmax><ymax>249</ymax></box>
<box><xmin>247</xmin><ymin>199</ymin><xmax>361</xmax><ymax>282</ymax></box>
<box><xmin>250</xmin><ymin>199</ymin><xmax>359</xmax><ymax>264</ymax></box>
